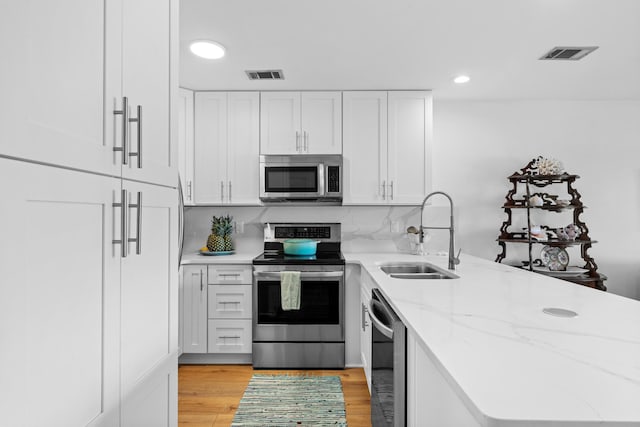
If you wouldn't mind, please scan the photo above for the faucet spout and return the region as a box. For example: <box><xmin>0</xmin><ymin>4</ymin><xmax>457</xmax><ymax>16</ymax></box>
<box><xmin>419</xmin><ymin>191</ymin><xmax>460</xmax><ymax>270</ymax></box>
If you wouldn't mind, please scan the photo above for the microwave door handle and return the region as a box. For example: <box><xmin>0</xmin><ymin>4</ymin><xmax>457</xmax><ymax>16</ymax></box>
<box><xmin>318</xmin><ymin>163</ymin><xmax>325</xmax><ymax>196</ymax></box>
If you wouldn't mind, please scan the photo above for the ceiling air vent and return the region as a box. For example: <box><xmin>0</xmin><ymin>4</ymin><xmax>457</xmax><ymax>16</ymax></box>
<box><xmin>245</xmin><ymin>69</ymin><xmax>284</xmax><ymax>80</ymax></box>
<box><xmin>539</xmin><ymin>46</ymin><xmax>598</xmax><ymax>61</ymax></box>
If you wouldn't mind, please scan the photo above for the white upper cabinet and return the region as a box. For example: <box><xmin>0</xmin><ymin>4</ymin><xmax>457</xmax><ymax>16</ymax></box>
<box><xmin>119</xmin><ymin>0</ymin><xmax>178</xmax><ymax>186</ymax></box>
<box><xmin>178</xmin><ymin>89</ymin><xmax>195</xmax><ymax>204</ymax></box>
<box><xmin>0</xmin><ymin>0</ymin><xmax>177</xmax><ymax>187</ymax></box>
<box><xmin>260</xmin><ymin>91</ymin><xmax>342</xmax><ymax>154</ymax></box>
<box><xmin>343</xmin><ymin>90</ymin><xmax>432</xmax><ymax>204</ymax></box>
<box><xmin>194</xmin><ymin>92</ymin><xmax>260</xmax><ymax>205</ymax></box>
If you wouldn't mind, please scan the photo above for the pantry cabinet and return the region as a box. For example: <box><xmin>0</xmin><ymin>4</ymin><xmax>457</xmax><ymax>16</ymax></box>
<box><xmin>260</xmin><ymin>91</ymin><xmax>342</xmax><ymax>154</ymax></box>
<box><xmin>343</xmin><ymin>91</ymin><xmax>432</xmax><ymax>204</ymax></box>
<box><xmin>0</xmin><ymin>0</ymin><xmax>178</xmax><ymax>187</ymax></box>
<box><xmin>0</xmin><ymin>1</ymin><xmax>179</xmax><ymax>426</ymax></box>
<box><xmin>194</xmin><ymin>92</ymin><xmax>260</xmax><ymax>204</ymax></box>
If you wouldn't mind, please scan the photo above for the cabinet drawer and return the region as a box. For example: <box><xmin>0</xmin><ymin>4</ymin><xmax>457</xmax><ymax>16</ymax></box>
<box><xmin>207</xmin><ymin>319</ymin><xmax>252</xmax><ymax>353</ymax></box>
<box><xmin>208</xmin><ymin>285</ymin><xmax>252</xmax><ymax>319</ymax></box>
<box><xmin>207</xmin><ymin>265</ymin><xmax>252</xmax><ymax>284</ymax></box>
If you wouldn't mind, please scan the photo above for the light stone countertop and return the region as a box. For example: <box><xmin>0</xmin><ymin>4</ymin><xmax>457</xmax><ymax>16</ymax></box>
<box><xmin>346</xmin><ymin>251</ymin><xmax>640</xmax><ymax>426</ymax></box>
<box><xmin>180</xmin><ymin>251</ymin><xmax>259</xmax><ymax>265</ymax></box>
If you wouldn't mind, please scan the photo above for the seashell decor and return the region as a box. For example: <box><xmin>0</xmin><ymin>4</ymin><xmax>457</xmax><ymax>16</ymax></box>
<box><xmin>532</xmin><ymin>156</ymin><xmax>564</xmax><ymax>175</ymax></box>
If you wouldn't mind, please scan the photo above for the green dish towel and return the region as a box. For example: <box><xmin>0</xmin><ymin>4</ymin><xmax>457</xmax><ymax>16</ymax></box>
<box><xmin>280</xmin><ymin>271</ymin><xmax>301</xmax><ymax>311</ymax></box>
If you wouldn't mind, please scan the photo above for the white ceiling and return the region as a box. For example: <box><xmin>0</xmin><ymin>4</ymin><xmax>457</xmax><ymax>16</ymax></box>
<box><xmin>179</xmin><ymin>0</ymin><xmax>640</xmax><ymax>100</ymax></box>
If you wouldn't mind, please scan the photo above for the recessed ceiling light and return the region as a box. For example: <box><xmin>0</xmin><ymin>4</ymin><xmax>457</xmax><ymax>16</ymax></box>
<box><xmin>453</xmin><ymin>75</ymin><xmax>470</xmax><ymax>84</ymax></box>
<box><xmin>189</xmin><ymin>40</ymin><xmax>225</xmax><ymax>59</ymax></box>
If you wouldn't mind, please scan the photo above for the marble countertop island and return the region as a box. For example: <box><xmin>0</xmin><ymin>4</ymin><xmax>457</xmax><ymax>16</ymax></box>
<box><xmin>348</xmin><ymin>252</ymin><xmax>640</xmax><ymax>426</ymax></box>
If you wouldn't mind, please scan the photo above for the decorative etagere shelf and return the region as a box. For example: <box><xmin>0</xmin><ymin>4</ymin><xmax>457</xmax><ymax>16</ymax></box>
<box><xmin>496</xmin><ymin>158</ymin><xmax>606</xmax><ymax>291</ymax></box>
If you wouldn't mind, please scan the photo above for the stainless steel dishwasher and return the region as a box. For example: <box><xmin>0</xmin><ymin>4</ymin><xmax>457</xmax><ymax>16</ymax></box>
<box><xmin>369</xmin><ymin>288</ymin><xmax>406</xmax><ymax>427</ymax></box>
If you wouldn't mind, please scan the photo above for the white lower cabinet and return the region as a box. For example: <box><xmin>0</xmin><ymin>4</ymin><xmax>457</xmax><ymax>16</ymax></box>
<box><xmin>406</xmin><ymin>332</ymin><xmax>479</xmax><ymax>427</ymax></box>
<box><xmin>181</xmin><ymin>266</ymin><xmax>208</xmax><ymax>353</ymax></box>
<box><xmin>180</xmin><ymin>264</ymin><xmax>253</xmax><ymax>362</ymax></box>
<box><xmin>0</xmin><ymin>158</ymin><xmax>178</xmax><ymax>427</ymax></box>
<box><xmin>360</xmin><ymin>269</ymin><xmax>376</xmax><ymax>393</ymax></box>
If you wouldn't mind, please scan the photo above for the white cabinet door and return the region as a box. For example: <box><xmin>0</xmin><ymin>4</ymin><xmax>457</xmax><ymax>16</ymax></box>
<box><xmin>120</xmin><ymin>180</ymin><xmax>178</xmax><ymax>424</ymax></box>
<box><xmin>387</xmin><ymin>91</ymin><xmax>432</xmax><ymax>204</ymax></box>
<box><xmin>301</xmin><ymin>92</ymin><xmax>342</xmax><ymax>154</ymax></box>
<box><xmin>260</xmin><ymin>92</ymin><xmax>301</xmax><ymax>154</ymax></box>
<box><xmin>120</xmin><ymin>0</ymin><xmax>178</xmax><ymax>187</ymax></box>
<box><xmin>178</xmin><ymin>89</ymin><xmax>195</xmax><ymax>204</ymax></box>
<box><xmin>0</xmin><ymin>159</ymin><xmax>120</xmax><ymax>427</ymax></box>
<box><xmin>343</xmin><ymin>91</ymin><xmax>388</xmax><ymax>204</ymax></box>
<box><xmin>226</xmin><ymin>92</ymin><xmax>260</xmax><ymax>204</ymax></box>
<box><xmin>194</xmin><ymin>92</ymin><xmax>227</xmax><ymax>204</ymax></box>
<box><xmin>194</xmin><ymin>92</ymin><xmax>260</xmax><ymax>205</ymax></box>
<box><xmin>0</xmin><ymin>0</ymin><xmax>118</xmax><ymax>177</ymax></box>
<box><xmin>360</xmin><ymin>286</ymin><xmax>372</xmax><ymax>394</ymax></box>
<box><xmin>182</xmin><ymin>266</ymin><xmax>208</xmax><ymax>353</ymax></box>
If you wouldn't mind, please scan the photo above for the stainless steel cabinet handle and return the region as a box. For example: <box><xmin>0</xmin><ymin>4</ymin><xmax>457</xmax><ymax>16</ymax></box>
<box><xmin>113</xmin><ymin>97</ymin><xmax>129</xmax><ymax>165</ymax></box>
<box><xmin>295</xmin><ymin>131</ymin><xmax>300</xmax><ymax>152</ymax></box>
<box><xmin>304</xmin><ymin>131</ymin><xmax>308</xmax><ymax>152</ymax></box>
<box><xmin>128</xmin><ymin>105</ymin><xmax>142</xmax><ymax>168</ymax></box>
<box><xmin>361</xmin><ymin>302</ymin><xmax>369</xmax><ymax>331</ymax></box>
<box><xmin>200</xmin><ymin>270</ymin><xmax>204</xmax><ymax>292</ymax></box>
<box><xmin>228</xmin><ymin>181</ymin><xmax>232</xmax><ymax>203</ymax></box>
<box><xmin>187</xmin><ymin>181</ymin><xmax>192</xmax><ymax>200</ymax></box>
<box><xmin>381</xmin><ymin>180</ymin><xmax>386</xmax><ymax>200</ymax></box>
<box><xmin>221</xmin><ymin>181</ymin><xmax>224</xmax><ymax>203</ymax></box>
<box><xmin>127</xmin><ymin>191</ymin><xmax>142</xmax><ymax>255</ymax></box>
<box><xmin>389</xmin><ymin>181</ymin><xmax>394</xmax><ymax>200</ymax></box>
<box><xmin>112</xmin><ymin>189</ymin><xmax>129</xmax><ymax>257</ymax></box>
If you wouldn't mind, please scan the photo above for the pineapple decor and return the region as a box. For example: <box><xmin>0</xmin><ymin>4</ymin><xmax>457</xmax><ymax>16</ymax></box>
<box><xmin>206</xmin><ymin>215</ymin><xmax>234</xmax><ymax>252</ymax></box>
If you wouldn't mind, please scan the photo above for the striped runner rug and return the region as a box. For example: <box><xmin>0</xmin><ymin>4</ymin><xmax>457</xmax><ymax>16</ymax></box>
<box><xmin>231</xmin><ymin>374</ymin><xmax>347</xmax><ymax>426</ymax></box>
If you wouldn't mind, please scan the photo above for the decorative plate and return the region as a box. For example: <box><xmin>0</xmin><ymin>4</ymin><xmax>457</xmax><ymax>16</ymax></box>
<box><xmin>199</xmin><ymin>250</ymin><xmax>235</xmax><ymax>256</ymax></box>
<box><xmin>540</xmin><ymin>246</ymin><xmax>569</xmax><ymax>271</ymax></box>
<box><xmin>533</xmin><ymin>266</ymin><xmax>588</xmax><ymax>276</ymax></box>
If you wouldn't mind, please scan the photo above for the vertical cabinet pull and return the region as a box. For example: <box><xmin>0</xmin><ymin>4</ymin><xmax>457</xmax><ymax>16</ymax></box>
<box><xmin>113</xmin><ymin>97</ymin><xmax>130</xmax><ymax>165</ymax></box>
<box><xmin>303</xmin><ymin>131</ymin><xmax>309</xmax><ymax>152</ymax></box>
<box><xmin>389</xmin><ymin>181</ymin><xmax>394</xmax><ymax>200</ymax></box>
<box><xmin>220</xmin><ymin>181</ymin><xmax>224</xmax><ymax>203</ymax></box>
<box><xmin>199</xmin><ymin>270</ymin><xmax>204</xmax><ymax>292</ymax></box>
<box><xmin>295</xmin><ymin>131</ymin><xmax>300</xmax><ymax>152</ymax></box>
<box><xmin>381</xmin><ymin>180</ymin><xmax>386</xmax><ymax>200</ymax></box>
<box><xmin>113</xmin><ymin>98</ymin><xmax>142</xmax><ymax>168</ymax></box>
<box><xmin>112</xmin><ymin>190</ymin><xmax>142</xmax><ymax>258</ymax></box>
<box><xmin>112</xmin><ymin>189</ymin><xmax>129</xmax><ymax>257</ymax></box>
<box><xmin>228</xmin><ymin>181</ymin><xmax>232</xmax><ymax>203</ymax></box>
<box><xmin>361</xmin><ymin>302</ymin><xmax>370</xmax><ymax>331</ymax></box>
<box><xmin>128</xmin><ymin>192</ymin><xmax>142</xmax><ymax>255</ymax></box>
<box><xmin>187</xmin><ymin>181</ymin><xmax>192</xmax><ymax>201</ymax></box>
<box><xmin>128</xmin><ymin>105</ymin><xmax>142</xmax><ymax>168</ymax></box>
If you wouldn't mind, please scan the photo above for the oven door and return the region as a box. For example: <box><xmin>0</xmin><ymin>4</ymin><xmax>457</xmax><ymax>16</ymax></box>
<box><xmin>253</xmin><ymin>266</ymin><xmax>344</xmax><ymax>342</ymax></box>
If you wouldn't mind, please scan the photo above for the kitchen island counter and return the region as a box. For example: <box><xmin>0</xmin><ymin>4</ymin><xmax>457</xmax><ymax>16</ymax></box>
<box><xmin>345</xmin><ymin>252</ymin><xmax>640</xmax><ymax>426</ymax></box>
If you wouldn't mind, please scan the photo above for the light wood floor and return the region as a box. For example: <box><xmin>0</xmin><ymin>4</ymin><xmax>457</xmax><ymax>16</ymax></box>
<box><xmin>178</xmin><ymin>364</ymin><xmax>371</xmax><ymax>427</ymax></box>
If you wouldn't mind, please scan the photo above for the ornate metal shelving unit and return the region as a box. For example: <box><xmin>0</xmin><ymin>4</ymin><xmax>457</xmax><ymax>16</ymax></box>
<box><xmin>496</xmin><ymin>159</ymin><xmax>606</xmax><ymax>291</ymax></box>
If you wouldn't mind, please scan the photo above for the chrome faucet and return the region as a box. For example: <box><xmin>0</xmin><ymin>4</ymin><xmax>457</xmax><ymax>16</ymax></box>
<box><xmin>419</xmin><ymin>191</ymin><xmax>460</xmax><ymax>270</ymax></box>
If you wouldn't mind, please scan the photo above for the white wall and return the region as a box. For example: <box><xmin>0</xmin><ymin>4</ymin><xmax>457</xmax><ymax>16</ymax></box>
<box><xmin>184</xmin><ymin>99</ymin><xmax>640</xmax><ymax>300</ymax></box>
<box><xmin>433</xmin><ymin>99</ymin><xmax>640</xmax><ymax>299</ymax></box>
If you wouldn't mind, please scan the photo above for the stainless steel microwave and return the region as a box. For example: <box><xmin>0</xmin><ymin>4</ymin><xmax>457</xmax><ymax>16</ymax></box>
<box><xmin>259</xmin><ymin>154</ymin><xmax>342</xmax><ymax>204</ymax></box>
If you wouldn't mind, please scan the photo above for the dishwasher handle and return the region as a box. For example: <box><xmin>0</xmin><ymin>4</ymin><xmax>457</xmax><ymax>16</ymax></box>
<box><xmin>369</xmin><ymin>298</ymin><xmax>394</xmax><ymax>339</ymax></box>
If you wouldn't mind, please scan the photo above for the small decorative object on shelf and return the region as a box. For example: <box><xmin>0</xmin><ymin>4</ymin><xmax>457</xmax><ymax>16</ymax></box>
<box><xmin>495</xmin><ymin>157</ymin><xmax>606</xmax><ymax>290</ymax></box>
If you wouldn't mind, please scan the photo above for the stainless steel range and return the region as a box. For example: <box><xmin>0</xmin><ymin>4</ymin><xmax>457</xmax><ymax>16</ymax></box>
<box><xmin>252</xmin><ymin>223</ymin><xmax>345</xmax><ymax>369</ymax></box>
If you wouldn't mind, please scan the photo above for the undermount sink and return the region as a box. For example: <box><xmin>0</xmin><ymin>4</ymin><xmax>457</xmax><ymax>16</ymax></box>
<box><xmin>379</xmin><ymin>262</ymin><xmax>459</xmax><ymax>280</ymax></box>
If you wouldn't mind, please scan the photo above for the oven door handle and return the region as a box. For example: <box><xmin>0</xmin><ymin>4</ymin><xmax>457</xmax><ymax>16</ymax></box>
<box><xmin>254</xmin><ymin>271</ymin><xmax>344</xmax><ymax>279</ymax></box>
<box><xmin>369</xmin><ymin>299</ymin><xmax>394</xmax><ymax>339</ymax></box>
